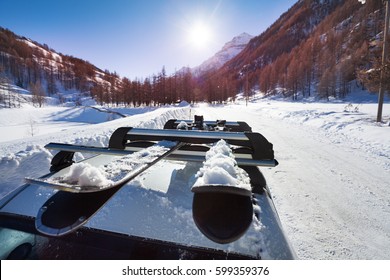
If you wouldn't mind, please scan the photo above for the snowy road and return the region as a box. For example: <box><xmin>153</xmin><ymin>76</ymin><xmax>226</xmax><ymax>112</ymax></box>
<box><xmin>194</xmin><ymin>103</ymin><xmax>390</xmax><ymax>259</ymax></box>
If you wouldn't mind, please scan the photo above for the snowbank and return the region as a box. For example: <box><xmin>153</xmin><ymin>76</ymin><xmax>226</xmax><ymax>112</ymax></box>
<box><xmin>0</xmin><ymin>145</ymin><xmax>52</xmax><ymax>197</ymax></box>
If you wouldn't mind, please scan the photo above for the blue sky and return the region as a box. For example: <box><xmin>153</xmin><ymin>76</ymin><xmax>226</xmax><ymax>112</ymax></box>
<box><xmin>1</xmin><ymin>0</ymin><xmax>297</xmax><ymax>79</ymax></box>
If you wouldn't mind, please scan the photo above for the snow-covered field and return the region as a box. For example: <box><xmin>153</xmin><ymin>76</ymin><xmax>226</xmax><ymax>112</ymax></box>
<box><xmin>0</xmin><ymin>103</ymin><xmax>191</xmax><ymax>197</ymax></box>
<box><xmin>0</xmin><ymin>92</ymin><xmax>389</xmax><ymax>260</ymax></box>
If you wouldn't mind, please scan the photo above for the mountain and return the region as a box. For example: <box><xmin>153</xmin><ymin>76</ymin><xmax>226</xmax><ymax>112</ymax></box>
<box><xmin>0</xmin><ymin>27</ymin><xmax>121</xmax><ymax>106</ymax></box>
<box><xmin>0</xmin><ymin>27</ymin><xmax>196</xmax><ymax>107</ymax></box>
<box><xmin>191</xmin><ymin>32</ymin><xmax>253</xmax><ymax>76</ymax></box>
<box><xmin>225</xmin><ymin>0</ymin><xmax>345</xmax><ymax>72</ymax></box>
<box><xmin>210</xmin><ymin>0</ymin><xmax>388</xmax><ymax>100</ymax></box>
<box><xmin>2</xmin><ymin>0</ymin><xmax>389</xmax><ymax>106</ymax></box>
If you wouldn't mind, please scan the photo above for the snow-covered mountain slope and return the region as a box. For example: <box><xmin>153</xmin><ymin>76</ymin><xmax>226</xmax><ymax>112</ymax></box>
<box><xmin>0</xmin><ymin>27</ymin><xmax>121</xmax><ymax>100</ymax></box>
<box><xmin>191</xmin><ymin>32</ymin><xmax>253</xmax><ymax>75</ymax></box>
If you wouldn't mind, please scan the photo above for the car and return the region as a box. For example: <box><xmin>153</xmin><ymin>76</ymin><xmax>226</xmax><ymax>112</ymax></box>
<box><xmin>0</xmin><ymin>116</ymin><xmax>295</xmax><ymax>259</ymax></box>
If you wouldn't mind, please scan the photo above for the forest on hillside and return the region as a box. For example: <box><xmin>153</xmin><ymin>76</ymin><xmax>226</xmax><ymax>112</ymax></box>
<box><xmin>213</xmin><ymin>0</ymin><xmax>390</xmax><ymax>101</ymax></box>
<box><xmin>1</xmin><ymin>0</ymin><xmax>390</xmax><ymax>107</ymax></box>
<box><xmin>0</xmin><ymin>27</ymin><xmax>197</xmax><ymax>107</ymax></box>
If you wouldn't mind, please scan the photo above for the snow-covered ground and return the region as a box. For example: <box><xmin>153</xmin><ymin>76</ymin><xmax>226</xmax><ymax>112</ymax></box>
<box><xmin>195</xmin><ymin>94</ymin><xmax>390</xmax><ymax>260</ymax></box>
<box><xmin>0</xmin><ymin>92</ymin><xmax>389</xmax><ymax>259</ymax></box>
<box><xmin>0</xmin><ymin>103</ymin><xmax>191</xmax><ymax>197</ymax></box>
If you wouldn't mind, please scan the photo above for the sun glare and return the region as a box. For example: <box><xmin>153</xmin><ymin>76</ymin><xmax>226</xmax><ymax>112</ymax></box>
<box><xmin>188</xmin><ymin>21</ymin><xmax>211</xmax><ymax>49</ymax></box>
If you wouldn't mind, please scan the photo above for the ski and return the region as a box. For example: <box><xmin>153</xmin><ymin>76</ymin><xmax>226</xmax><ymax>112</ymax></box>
<box><xmin>190</xmin><ymin>140</ymin><xmax>254</xmax><ymax>244</ymax></box>
<box><xmin>33</xmin><ymin>141</ymin><xmax>185</xmax><ymax>236</ymax></box>
<box><xmin>26</xmin><ymin>140</ymin><xmax>183</xmax><ymax>193</ymax></box>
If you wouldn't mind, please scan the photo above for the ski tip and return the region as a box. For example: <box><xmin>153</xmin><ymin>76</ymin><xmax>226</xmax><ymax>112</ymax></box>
<box><xmin>191</xmin><ymin>185</ymin><xmax>253</xmax><ymax>244</ymax></box>
<box><xmin>25</xmin><ymin>177</ymin><xmax>109</xmax><ymax>193</ymax></box>
<box><xmin>35</xmin><ymin>205</ymin><xmax>87</xmax><ymax>237</ymax></box>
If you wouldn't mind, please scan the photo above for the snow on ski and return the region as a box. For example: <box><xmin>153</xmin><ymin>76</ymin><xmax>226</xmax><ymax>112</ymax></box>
<box><xmin>34</xmin><ymin>140</ymin><xmax>185</xmax><ymax>236</ymax></box>
<box><xmin>192</xmin><ymin>139</ymin><xmax>252</xmax><ymax>192</ymax></box>
<box><xmin>26</xmin><ymin>140</ymin><xmax>182</xmax><ymax>193</ymax></box>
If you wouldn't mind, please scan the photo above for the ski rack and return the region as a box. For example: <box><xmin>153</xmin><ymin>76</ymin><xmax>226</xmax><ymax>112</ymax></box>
<box><xmin>163</xmin><ymin>117</ymin><xmax>252</xmax><ymax>132</ymax></box>
<box><xmin>46</xmin><ymin>118</ymin><xmax>278</xmax><ymax>172</ymax></box>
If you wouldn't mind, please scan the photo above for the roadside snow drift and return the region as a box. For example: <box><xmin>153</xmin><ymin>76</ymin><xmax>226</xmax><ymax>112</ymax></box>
<box><xmin>0</xmin><ymin>105</ymin><xmax>191</xmax><ymax>197</ymax></box>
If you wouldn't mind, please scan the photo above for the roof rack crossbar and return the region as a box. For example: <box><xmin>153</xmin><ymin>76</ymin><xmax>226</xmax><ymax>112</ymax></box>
<box><xmin>163</xmin><ymin>119</ymin><xmax>252</xmax><ymax>132</ymax></box>
<box><xmin>44</xmin><ymin>142</ymin><xmax>278</xmax><ymax>167</ymax></box>
<box><xmin>127</xmin><ymin>127</ymin><xmax>248</xmax><ymax>141</ymax></box>
<box><xmin>108</xmin><ymin>127</ymin><xmax>274</xmax><ymax>160</ymax></box>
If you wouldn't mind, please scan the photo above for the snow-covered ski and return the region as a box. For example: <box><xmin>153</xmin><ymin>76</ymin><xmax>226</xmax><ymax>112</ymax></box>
<box><xmin>33</xmin><ymin>140</ymin><xmax>185</xmax><ymax>236</ymax></box>
<box><xmin>26</xmin><ymin>140</ymin><xmax>184</xmax><ymax>193</ymax></box>
<box><xmin>190</xmin><ymin>140</ymin><xmax>254</xmax><ymax>244</ymax></box>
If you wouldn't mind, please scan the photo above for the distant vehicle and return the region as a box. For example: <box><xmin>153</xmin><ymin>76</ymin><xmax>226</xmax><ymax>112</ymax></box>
<box><xmin>0</xmin><ymin>116</ymin><xmax>295</xmax><ymax>259</ymax></box>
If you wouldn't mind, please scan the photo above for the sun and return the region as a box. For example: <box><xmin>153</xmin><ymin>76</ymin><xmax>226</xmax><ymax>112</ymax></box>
<box><xmin>188</xmin><ymin>21</ymin><xmax>212</xmax><ymax>49</ymax></box>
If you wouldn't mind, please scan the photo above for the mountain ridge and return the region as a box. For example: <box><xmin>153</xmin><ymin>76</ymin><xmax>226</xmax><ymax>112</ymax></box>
<box><xmin>191</xmin><ymin>32</ymin><xmax>253</xmax><ymax>76</ymax></box>
<box><xmin>0</xmin><ymin>26</ymin><xmax>120</xmax><ymax>97</ymax></box>
<box><xmin>1</xmin><ymin>0</ymin><xmax>389</xmax><ymax>106</ymax></box>
<box><xmin>206</xmin><ymin>0</ymin><xmax>388</xmax><ymax>101</ymax></box>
